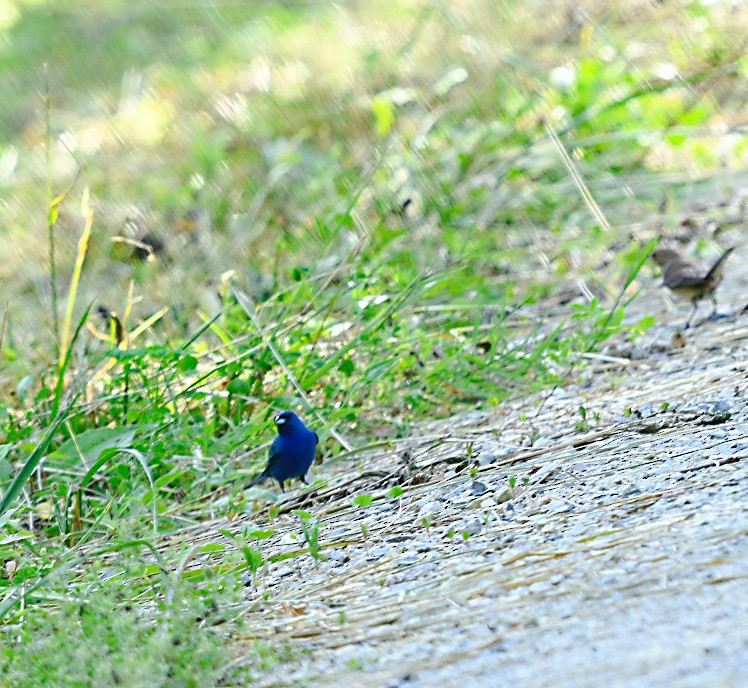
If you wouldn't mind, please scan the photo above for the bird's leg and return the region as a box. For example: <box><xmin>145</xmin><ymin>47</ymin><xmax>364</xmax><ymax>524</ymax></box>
<box><xmin>684</xmin><ymin>300</ymin><xmax>698</xmax><ymax>329</ymax></box>
<box><xmin>709</xmin><ymin>294</ymin><xmax>719</xmax><ymax>319</ymax></box>
<box><xmin>299</xmin><ymin>475</ymin><xmax>308</xmax><ymax>485</ymax></box>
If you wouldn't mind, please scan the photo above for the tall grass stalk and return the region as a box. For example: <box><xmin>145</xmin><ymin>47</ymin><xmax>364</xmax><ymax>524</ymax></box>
<box><xmin>44</xmin><ymin>64</ymin><xmax>59</xmax><ymax>346</ymax></box>
<box><xmin>59</xmin><ymin>187</ymin><xmax>94</xmax><ymax>370</ymax></box>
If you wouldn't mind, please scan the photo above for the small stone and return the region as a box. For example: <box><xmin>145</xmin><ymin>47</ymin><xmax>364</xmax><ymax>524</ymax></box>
<box><xmin>471</xmin><ymin>481</ymin><xmax>489</xmax><ymax>496</ymax></box>
<box><xmin>463</xmin><ymin>519</ymin><xmax>484</xmax><ymax>536</ymax></box>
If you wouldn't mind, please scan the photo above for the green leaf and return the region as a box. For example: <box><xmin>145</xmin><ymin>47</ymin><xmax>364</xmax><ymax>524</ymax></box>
<box><xmin>632</xmin><ymin>315</ymin><xmax>656</xmax><ymax>334</ymax></box>
<box><xmin>291</xmin><ymin>509</ymin><xmax>314</xmax><ymax>520</ymax></box>
<box><xmin>54</xmin><ymin>427</ymin><xmax>137</xmax><ymax>467</ymax></box>
<box><xmin>227</xmin><ymin>378</ymin><xmax>253</xmax><ymax>395</ymax></box>
<box><xmin>248</xmin><ymin>529</ymin><xmax>275</xmax><ymax>540</ymax></box>
<box><xmin>339</xmin><ymin>358</ymin><xmax>355</xmax><ymax>376</ymax></box>
<box><xmin>353</xmin><ymin>494</ymin><xmax>373</xmax><ymax>508</ymax></box>
<box><xmin>371</xmin><ymin>94</ymin><xmax>396</xmax><ymax>136</ymax></box>
<box><xmin>388</xmin><ymin>486</ymin><xmax>404</xmax><ymax>499</ymax></box>
<box><xmin>177</xmin><ymin>354</ymin><xmax>198</xmax><ymax>372</ymax></box>
<box><xmin>0</xmin><ymin>445</ymin><xmax>11</xmax><ymax>482</ymax></box>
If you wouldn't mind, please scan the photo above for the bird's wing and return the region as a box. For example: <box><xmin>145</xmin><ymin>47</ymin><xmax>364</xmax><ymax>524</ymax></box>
<box><xmin>313</xmin><ymin>432</ymin><xmax>319</xmax><ymax>445</ymax></box>
<box><xmin>263</xmin><ymin>437</ymin><xmax>283</xmax><ymax>473</ymax></box>
<box><xmin>663</xmin><ymin>261</ymin><xmax>704</xmax><ymax>288</ymax></box>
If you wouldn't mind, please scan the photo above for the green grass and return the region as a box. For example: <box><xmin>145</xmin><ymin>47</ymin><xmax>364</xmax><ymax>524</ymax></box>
<box><xmin>0</xmin><ymin>566</ymin><xmax>244</xmax><ymax>687</ymax></box>
<box><xmin>1</xmin><ymin>0</ymin><xmax>747</xmax><ymax>682</ymax></box>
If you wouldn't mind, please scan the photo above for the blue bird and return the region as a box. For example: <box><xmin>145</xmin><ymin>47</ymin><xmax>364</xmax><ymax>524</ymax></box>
<box><xmin>247</xmin><ymin>411</ymin><xmax>318</xmax><ymax>492</ymax></box>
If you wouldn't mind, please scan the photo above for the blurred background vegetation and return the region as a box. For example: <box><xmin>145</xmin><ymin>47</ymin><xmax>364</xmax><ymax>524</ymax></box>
<box><xmin>0</xmin><ymin>0</ymin><xmax>747</xmax><ymax>682</ymax></box>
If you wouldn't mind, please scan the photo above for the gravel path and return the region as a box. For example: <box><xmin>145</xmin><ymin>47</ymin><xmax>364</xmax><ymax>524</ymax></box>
<box><xmin>222</xmin><ymin>271</ymin><xmax>748</xmax><ymax>687</ymax></box>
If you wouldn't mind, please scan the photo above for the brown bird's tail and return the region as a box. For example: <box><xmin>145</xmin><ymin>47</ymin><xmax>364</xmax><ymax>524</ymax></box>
<box><xmin>706</xmin><ymin>247</ymin><xmax>735</xmax><ymax>283</ymax></box>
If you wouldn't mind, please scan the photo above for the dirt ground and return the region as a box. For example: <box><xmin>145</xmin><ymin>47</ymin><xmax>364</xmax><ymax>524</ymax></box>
<box><xmin>212</xmin><ymin>247</ymin><xmax>748</xmax><ymax>687</ymax></box>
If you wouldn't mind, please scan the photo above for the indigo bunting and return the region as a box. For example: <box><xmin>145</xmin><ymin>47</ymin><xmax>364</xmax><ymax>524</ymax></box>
<box><xmin>650</xmin><ymin>246</ymin><xmax>734</xmax><ymax>328</ymax></box>
<box><xmin>247</xmin><ymin>411</ymin><xmax>318</xmax><ymax>492</ymax></box>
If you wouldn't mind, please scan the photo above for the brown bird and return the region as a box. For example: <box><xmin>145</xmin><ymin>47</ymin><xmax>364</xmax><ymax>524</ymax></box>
<box><xmin>650</xmin><ymin>246</ymin><xmax>734</xmax><ymax>328</ymax></box>
<box><xmin>132</xmin><ymin>233</ymin><xmax>165</xmax><ymax>261</ymax></box>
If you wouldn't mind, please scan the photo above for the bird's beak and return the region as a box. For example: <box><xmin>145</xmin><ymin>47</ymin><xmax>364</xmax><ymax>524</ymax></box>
<box><xmin>275</xmin><ymin>416</ymin><xmax>286</xmax><ymax>425</ymax></box>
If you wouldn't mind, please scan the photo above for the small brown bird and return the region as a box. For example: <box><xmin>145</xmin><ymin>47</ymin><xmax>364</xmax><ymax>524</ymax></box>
<box><xmin>650</xmin><ymin>246</ymin><xmax>734</xmax><ymax>328</ymax></box>
<box><xmin>132</xmin><ymin>233</ymin><xmax>165</xmax><ymax>261</ymax></box>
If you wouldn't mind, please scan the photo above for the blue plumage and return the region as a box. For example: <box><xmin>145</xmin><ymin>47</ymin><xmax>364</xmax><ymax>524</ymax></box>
<box><xmin>248</xmin><ymin>411</ymin><xmax>318</xmax><ymax>492</ymax></box>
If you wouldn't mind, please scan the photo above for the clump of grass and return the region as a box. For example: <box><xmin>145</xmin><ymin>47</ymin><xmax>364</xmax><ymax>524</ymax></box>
<box><xmin>293</xmin><ymin>509</ymin><xmax>325</xmax><ymax>561</ymax></box>
<box><xmin>0</xmin><ymin>562</ymin><xmax>246</xmax><ymax>688</ymax></box>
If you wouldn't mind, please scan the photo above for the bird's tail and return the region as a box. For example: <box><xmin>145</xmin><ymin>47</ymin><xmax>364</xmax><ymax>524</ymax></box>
<box><xmin>246</xmin><ymin>471</ymin><xmax>268</xmax><ymax>488</ymax></box>
<box><xmin>706</xmin><ymin>247</ymin><xmax>735</xmax><ymax>283</ymax></box>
